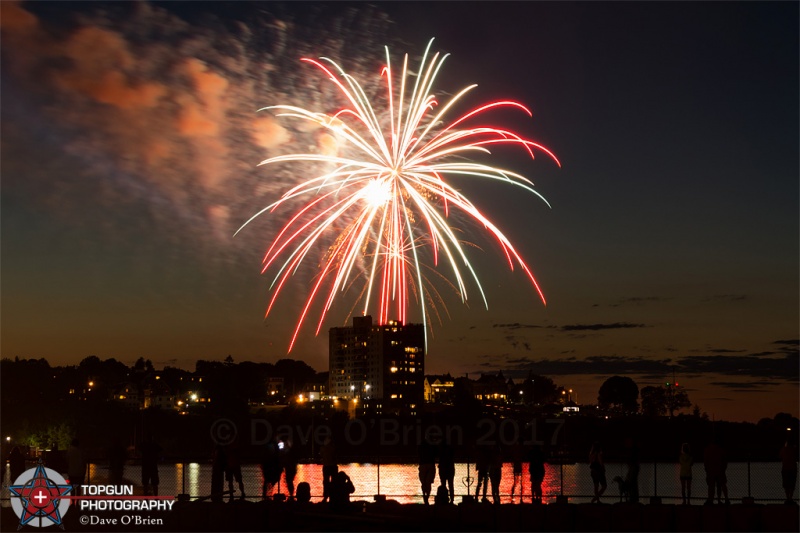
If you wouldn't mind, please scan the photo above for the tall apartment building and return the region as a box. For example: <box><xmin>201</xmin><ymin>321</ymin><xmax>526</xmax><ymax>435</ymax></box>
<box><xmin>329</xmin><ymin>316</ymin><xmax>424</xmax><ymax>410</ymax></box>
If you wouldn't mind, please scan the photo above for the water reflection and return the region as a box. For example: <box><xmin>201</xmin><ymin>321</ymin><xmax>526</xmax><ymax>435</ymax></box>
<box><xmin>1</xmin><ymin>462</ymin><xmax>788</xmax><ymax>506</ymax></box>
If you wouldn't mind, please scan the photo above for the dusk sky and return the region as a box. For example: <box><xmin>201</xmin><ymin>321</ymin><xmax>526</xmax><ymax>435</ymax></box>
<box><xmin>2</xmin><ymin>1</ymin><xmax>797</xmax><ymax>423</ymax></box>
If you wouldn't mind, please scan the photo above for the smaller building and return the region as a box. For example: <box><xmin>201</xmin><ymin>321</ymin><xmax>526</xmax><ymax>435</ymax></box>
<box><xmin>266</xmin><ymin>377</ymin><xmax>285</xmax><ymax>398</ymax></box>
<box><xmin>424</xmin><ymin>374</ymin><xmax>455</xmax><ymax>403</ymax></box>
<box><xmin>111</xmin><ymin>382</ymin><xmax>141</xmax><ymax>409</ymax></box>
<box><xmin>473</xmin><ymin>372</ymin><xmax>510</xmax><ymax>403</ymax></box>
<box><xmin>297</xmin><ymin>372</ymin><xmax>328</xmax><ymax>402</ymax></box>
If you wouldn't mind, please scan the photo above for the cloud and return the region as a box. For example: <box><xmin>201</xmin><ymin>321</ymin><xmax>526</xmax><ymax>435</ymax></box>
<box><xmin>252</xmin><ymin>115</ymin><xmax>291</xmax><ymax>150</ymax></box>
<box><xmin>677</xmin><ymin>352</ymin><xmax>799</xmax><ymax>381</ymax></box>
<box><xmin>495</xmin><ymin>354</ymin><xmax>675</xmax><ymax>377</ymax></box>
<box><xmin>774</xmin><ymin>339</ymin><xmax>799</xmax><ymax>346</ymax></box>
<box><xmin>560</xmin><ymin>323</ymin><xmax>646</xmax><ymax>331</ymax></box>
<box><xmin>493</xmin><ymin>323</ymin><xmax>543</xmax><ymax>329</ymax></box>
<box><xmin>709</xmin><ymin>381</ymin><xmax>777</xmax><ymax>389</ymax></box>
<box><xmin>608</xmin><ymin>296</ymin><xmax>669</xmax><ymax>308</ymax></box>
<box><xmin>1</xmin><ymin>1</ymin><xmax>391</xmax><ymax>249</ymax></box>
<box><xmin>704</xmin><ymin>294</ymin><xmax>748</xmax><ymax>302</ymax></box>
<box><xmin>472</xmin><ymin>349</ymin><xmax>799</xmax><ymax>383</ymax></box>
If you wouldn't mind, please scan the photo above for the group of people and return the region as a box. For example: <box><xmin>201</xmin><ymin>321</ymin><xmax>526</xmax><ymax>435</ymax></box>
<box><xmin>416</xmin><ymin>437</ymin><xmax>548</xmax><ymax>506</ymax></box>
<box><xmin>3</xmin><ymin>436</ymin><xmax>161</xmax><ymax>496</ymax></box>
<box><xmin>5</xmin><ymin>433</ymin><xmax>796</xmax><ymax>507</ymax></box>
<box><xmin>588</xmin><ymin>437</ymin><xmax>799</xmax><ymax>506</ymax></box>
<box><xmin>417</xmin><ymin>437</ymin><xmax>457</xmax><ymax>505</ymax></box>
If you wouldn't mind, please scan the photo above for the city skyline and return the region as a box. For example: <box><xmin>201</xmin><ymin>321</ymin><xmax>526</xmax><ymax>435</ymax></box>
<box><xmin>1</xmin><ymin>2</ymin><xmax>797</xmax><ymax>424</ymax></box>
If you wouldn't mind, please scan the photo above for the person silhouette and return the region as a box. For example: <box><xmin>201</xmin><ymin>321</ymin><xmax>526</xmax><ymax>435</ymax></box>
<box><xmin>8</xmin><ymin>446</ymin><xmax>26</xmax><ymax>482</ymax></box>
<box><xmin>107</xmin><ymin>437</ymin><xmax>126</xmax><ymax>486</ymax></box>
<box><xmin>140</xmin><ymin>435</ymin><xmax>161</xmax><ymax>496</ymax></box>
<box><xmin>779</xmin><ymin>440</ymin><xmax>798</xmax><ymax>505</ymax></box>
<box><xmin>211</xmin><ymin>444</ymin><xmax>227</xmax><ymax>503</ymax></box>
<box><xmin>474</xmin><ymin>444</ymin><xmax>490</xmax><ymax>503</ymax></box>
<box><xmin>488</xmin><ymin>443</ymin><xmax>503</xmax><ymax>505</ymax></box>
<box><xmin>418</xmin><ymin>435</ymin><xmax>437</xmax><ymax>505</ymax></box>
<box><xmin>624</xmin><ymin>440</ymin><xmax>640</xmax><ymax>503</ymax></box>
<box><xmin>528</xmin><ymin>444</ymin><xmax>546</xmax><ymax>504</ymax></box>
<box><xmin>589</xmin><ymin>442</ymin><xmax>607</xmax><ymax>504</ymax></box>
<box><xmin>679</xmin><ymin>443</ymin><xmax>694</xmax><ymax>505</ymax></box>
<box><xmin>261</xmin><ymin>438</ymin><xmax>281</xmax><ymax>499</ymax></box>
<box><xmin>703</xmin><ymin>435</ymin><xmax>729</xmax><ymax>505</ymax></box>
<box><xmin>438</xmin><ymin>440</ymin><xmax>456</xmax><ymax>504</ymax></box>
<box><xmin>509</xmin><ymin>437</ymin><xmax>524</xmax><ymax>503</ymax></box>
<box><xmin>329</xmin><ymin>470</ymin><xmax>355</xmax><ymax>512</ymax></box>
<box><xmin>281</xmin><ymin>439</ymin><xmax>299</xmax><ymax>500</ymax></box>
<box><xmin>295</xmin><ymin>481</ymin><xmax>312</xmax><ymax>504</ymax></box>
<box><xmin>67</xmin><ymin>439</ymin><xmax>86</xmax><ymax>494</ymax></box>
<box><xmin>45</xmin><ymin>442</ymin><xmax>65</xmax><ymax>475</ymax></box>
<box><xmin>320</xmin><ymin>436</ymin><xmax>338</xmax><ymax>503</ymax></box>
<box><xmin>225</xmin><ymin>442</ymin><xmax>245</xmax><ymax>501</ymax></box>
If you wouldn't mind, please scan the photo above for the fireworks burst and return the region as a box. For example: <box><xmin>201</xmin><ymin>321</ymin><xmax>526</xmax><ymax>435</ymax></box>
<box><xmin>239</xmin><ymin>39</ymin><xmax>560</xmax><ymax>351</ymax></box>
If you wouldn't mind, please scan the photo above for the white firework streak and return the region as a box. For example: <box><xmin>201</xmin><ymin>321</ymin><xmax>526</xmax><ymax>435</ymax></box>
<box><xmin>237</xmin><ymin>39</ymin><xmax>560</xmax><ymax>351</ymax></box>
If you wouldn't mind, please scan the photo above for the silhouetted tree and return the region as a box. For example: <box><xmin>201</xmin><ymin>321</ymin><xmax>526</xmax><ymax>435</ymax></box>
<box><xmin>641</xmin><ymin>386</ymin><xmax>667</xmax><ymax>416</ymax></box>
<box><xmin>641</xmin><ymin>385</ymin><xmax>690</xmax><ymax>416</ymax></box>
<box><xmin>520</xmin><ymin>372</ymin><xmax>558</xmax><ymax>405</ymax></box>
<box><xmin>597</xmin><ymin>376</ymin><xmax>639</xmax><ymax>414</ymax></box>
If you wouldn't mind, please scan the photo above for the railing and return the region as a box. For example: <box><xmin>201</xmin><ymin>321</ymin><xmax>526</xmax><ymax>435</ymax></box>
<box><xmin>3</xmin><ymin>459</ymin><xmax>792</xmax><ymax>505</ymax></box>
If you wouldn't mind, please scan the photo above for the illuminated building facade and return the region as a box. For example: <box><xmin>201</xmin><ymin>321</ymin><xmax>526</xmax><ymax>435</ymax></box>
<box><xmin>329</xmin><ymin>315</ymin><xmax>424</xmax><ymax>411</ymax></box>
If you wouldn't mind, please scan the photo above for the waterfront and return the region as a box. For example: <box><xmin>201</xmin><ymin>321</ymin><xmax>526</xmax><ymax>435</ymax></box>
<box><xmin>3</xmin><ymin>461</ymin><xmax>787</xmax><ymax>505</ymax></box>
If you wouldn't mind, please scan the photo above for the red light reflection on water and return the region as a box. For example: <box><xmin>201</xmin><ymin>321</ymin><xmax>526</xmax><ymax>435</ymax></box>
<box><xmin>281</xmin><ymin>463</ymin><xmax>567</xmax><ymax>504</ymax></box>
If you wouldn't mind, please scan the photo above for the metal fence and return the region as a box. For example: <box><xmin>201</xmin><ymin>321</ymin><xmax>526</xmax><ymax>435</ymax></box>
<box><xmin>4</xmin><ymin>459</ymin><xmax>790</xmax><ymax>506</ymax></box>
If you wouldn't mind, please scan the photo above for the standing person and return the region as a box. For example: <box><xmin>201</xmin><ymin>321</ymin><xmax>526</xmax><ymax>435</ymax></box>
<box><xmin>779</xmin><ymin>440</ymin><xmax>798</xmax><ymax>505</ymax></box>
<box><xmin>8</xmin><ymin>446</ymin><xmax>26</xmax><ymax>482</ymax></box>
<box><xmin>211</xmin><ymin>444</ymin><xmax>227</xmax><ymax>503</ymax></box>
<box><xmin>474</xmin><ymin>444</ymin><xmax>490</xmax><ymax>503</ymax></box>
<box><xmin>703</xmin><ymin>436</ymin><xmax>729</xmax><ymax>505</ymax></box>
<box><xmin>261</xmin><ymin>438</ymin><xmax>281</xmax><ymax>499</ymax></box>
<box><xmin>625</xmin><ymin>440</ymin><xmax>640</xmax><ymax>503</ymax></box>
<box><xmin>67</xmin><ymin>439</ymin><xmax>86</xmax><ymax>494</ymax></box>
<box><xmin>679</xmin><ymin>443</ymin><xmax>694</xmax><ymax>505</ymax></box>
<box><xmin>509</xmin><ymin>437</ymin><xmax>524</xmax><ymax>503</ymax></box>
<box><xmin>488</xmin><ymin>442</ymin><xmax>503</xmax><ymax>505</ymax></box>
<box><xmin>107</xmin><ymin>437</ymin><xmax>126</xmax><ymax>486</ymax></box>
<box><xmin>589</xmin><ymin>442</ymin><xmax>607</xmax><ymax>504</ymax></box>
<box><xmin>320</xmin><ymin>436</ymin><xmax>337</xmax><ymax>503</ymax></box>
<box><xmin>140</xmin><ymin>435</ymin><xmax>161</xmax><ymax>496</ymax></box>
<box><xmin>529</xmin><ymin>444</ymin><xmax>546</xmax><ymax>504</ymax></box>
<box><xmin>225</xmin><ymin>442</ymin><xmax>245</xmax><ymax>501</ymax></box>
<box><xmin>45</xmin><ymin>443</ymin><xmax>66</xmax><ymax>475</ymax></box>
<box><xmin>281</xmin><ymin>439</ymin><xmax>299</xmax><ymax>500</ymax></box>
<box><xmin>418</xmin><ymin>435</ymin><xmax>437</xmax><ymax>505</ymax></box>
<box><xmin>438</xmin><ymin>440</ymin><xmax>456</xmax><ymax>504</ymax></box>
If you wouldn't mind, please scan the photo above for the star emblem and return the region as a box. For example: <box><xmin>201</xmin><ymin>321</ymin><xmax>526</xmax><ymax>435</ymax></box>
<box><xmin>9</xmin><ymin>463</ymin><xmax>72</xmax><ymax>528</ymax></box>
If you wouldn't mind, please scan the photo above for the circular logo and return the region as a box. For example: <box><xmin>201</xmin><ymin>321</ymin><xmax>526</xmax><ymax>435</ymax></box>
<box><xmin>9</xmin><ymin>463</ymin><xmax>72</xmax><ymax>528</ymax></box>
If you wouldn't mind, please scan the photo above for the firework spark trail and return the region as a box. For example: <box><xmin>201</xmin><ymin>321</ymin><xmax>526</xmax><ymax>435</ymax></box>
<box><xmin>238</xmin><ymin>39</ymin><xmax>560</xmax><ymax>351</ymax></box>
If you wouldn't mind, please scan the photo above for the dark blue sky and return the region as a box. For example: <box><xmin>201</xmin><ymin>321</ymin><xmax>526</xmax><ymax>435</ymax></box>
<box><xmin>1</xmin><ymin>1</ymin><xmax>797</xmax><ymax>421</ymax></box>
